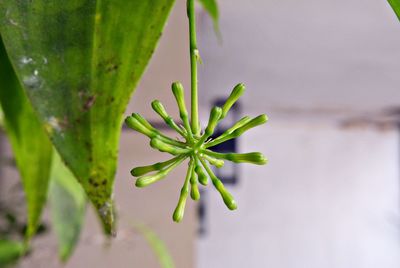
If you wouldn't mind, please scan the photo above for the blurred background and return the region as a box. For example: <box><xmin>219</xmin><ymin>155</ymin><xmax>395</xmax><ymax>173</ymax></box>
<box><xmin>1</xmin><ymin>0</ymin><xmax>400</xmax><ymax>267</ymax></box>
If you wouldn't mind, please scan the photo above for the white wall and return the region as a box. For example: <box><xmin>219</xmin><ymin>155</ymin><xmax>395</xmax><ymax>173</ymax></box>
<box><xmin>198</xmin><ymin>121</ymin><xmax>399</xmax><ymax>268</ymax></box>
<box><xmin>197</xmin><ymin>0</ymin><xmax>400</xmax><ymax>116</ymax></box>
<box><xmin>196</xmin><ymin>0</ymin><xmax>400</xmax><ymax>267</ymax></box>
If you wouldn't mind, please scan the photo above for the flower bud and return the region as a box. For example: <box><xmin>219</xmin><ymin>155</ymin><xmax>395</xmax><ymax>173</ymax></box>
<box><xmin>208</xmin><ymin>152</ymin><xmax>268</xmax><ymax>165</ymax></box>
<box><xmin>125</xmin><ymin>116</ymin><xmax>154</xmax><ymax>138</ymax></box>
<box><xmin>195</xmin><ymin>164</ymin><xmax>208</xmax><ymax>186</ymax></box>
<box><xmin>135</xmin><ymin>172</ymin><xmax>166</xmax><ymax>188</ymax></box>
<box><xmin>151</xmin><ymin>100</ymin><xmax>169</xmax><ymax>119</ymax></box>
<box><xmin>135</xmin><ymin>156</ymin><xmax>185</xmax><ymax>187</ymax></box>
<box><xmin>130</xmin><ymin>157</ymin><xmax>179</xmax><ymax>177</ymax></box>
<box><xmin>203</xmin><ymin>154</ymin><xmax>224</xmax><ymax>168</ymax></box>
<box><xmin>150</xmin><ymin>137</ymin><xmax>188</xmax><ymax>155</ymax></box>
<box><xmin>204</xmin><ymin>107</ymin><xmax>222</xmax><ymax>137</ymax></box>
<box><xmin>172</xmin><ymin>197</ymin><xmax>186</xmax><ymax>222</ymax></box>
<box><xmin>221</xmin><ymin>83</ymin><xmax>245</xmax><ymax>119</ymax></box>
<box><xmin>190</xmin><ymin>172</ymin><xmax>200</xmax><ymax>200</ymax></box>
<box><xmin>213</xmin><ymin>179</ymin><xmax>237</xmax><ymax>210</ymax></box>
<box><xmin>231</xmin><ymin>114</ymin><xmax>268</xmax><ymax>138</ymax></box>
<box><xmin>173</xmin><ymin>186</ymin><xmax>189</xmax><ymax>222</ymax></box>
<box><xmin>171</xmin><ymin>82</ymin><xmax>188</xmax><ymax>117</ymax></box>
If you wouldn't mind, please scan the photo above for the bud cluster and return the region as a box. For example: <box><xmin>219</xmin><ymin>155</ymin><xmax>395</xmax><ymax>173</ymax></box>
<box><xmin>125</xmin><ymin>82</ymin><xmax>268</xmax><ymax>222</ymax></box>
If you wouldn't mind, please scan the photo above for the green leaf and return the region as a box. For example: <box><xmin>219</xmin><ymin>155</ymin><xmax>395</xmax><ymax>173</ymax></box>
<box><xmin>388</xmin><ymin>0</ymin><xmax>400</xmax><ymax>21</ymax></box>
<box><xmin>0</xmin><ymin>105</ymin><xmax>4</xmax><ymax>128</ymax></box>
<box><xmin>0</xmin><ymin>35</ymin><xmax>53</xmax><ymax>240</ymax></box>
<box><xmin>198</xmin><ymin>0</ymin><xmax>220</xmax><ymax>34</ymax></box>
<box><xmin>0</xmin><ymin>0</ymin><xmax>175</xmax><ymax>234</ymax></box>
<box><xmin>131</xmin><ymin>223</ymin><xmax>175</xmax><ymax>268</ymax></box>
<box><xmin>50</xmin><ymin>150</ymin><xmax>86</xmax><ymax>262</ymax></box>
<box><xmin>0</xmin><ymin>239</ymin><xmax>25</xmax><ymax>266</ymax></box>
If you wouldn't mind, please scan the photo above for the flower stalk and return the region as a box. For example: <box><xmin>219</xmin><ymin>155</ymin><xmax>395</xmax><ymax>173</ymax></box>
<box><xmin>125</xmin><ymin>0</ymin><xmax>268</xmax><ymax>222</ymax></box>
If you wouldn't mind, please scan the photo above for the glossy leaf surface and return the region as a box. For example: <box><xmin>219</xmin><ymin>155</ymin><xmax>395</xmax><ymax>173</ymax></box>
<box><xmin>0</xmin><ymin>0</ymin><xmax>175</xmax><ymax>234</ymax></box>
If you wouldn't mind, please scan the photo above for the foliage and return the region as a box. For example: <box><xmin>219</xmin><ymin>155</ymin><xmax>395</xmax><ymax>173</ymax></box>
<box><xmin>0</xmin><ymin>0</ymin><xmax>175</xmax><ymax>235</ymax></box>
<box><xmin>0</xmin><ymin>36</ymin><xmax>53</xmax><ymax>240</ymax></box>
<box><xmin>0</xmin><ymin>0</ymin><xmax>232</xmax><ymax>264</ymax></box>
<box><xmin>0</xmin><ymin>239</ymin><xmax>25</xmax><ymax>267</ymax></box>
<box><xmin>50</xmin><ymin>151</ymin><xmax>86</xmax><ymax>262</ymax></box>
<box><xmin>388</xmin><ymin>0</ymin><xmax>400</xmax><ymax>20</ymax></box>
<box><xmin>131</xmin><ymin>222</ymin><xmax>175</xmax><ymax>268</ymax></box>
<box><xmin>198</xmin><ymin>0</ymin><xmax>220</xmax><ymax>35</ymax></box>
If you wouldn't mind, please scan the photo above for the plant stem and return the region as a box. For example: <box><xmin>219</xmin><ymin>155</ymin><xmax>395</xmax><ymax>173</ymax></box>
<box><xmin>187</xmin><ymin>0</ymin><xmax>199</xmax><ymax>136</ymax></box>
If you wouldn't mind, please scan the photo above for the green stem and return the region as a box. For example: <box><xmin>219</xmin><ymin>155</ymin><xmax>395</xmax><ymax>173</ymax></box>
<box><xmin>187</xmin><ymin>0</ymin><xmax>199</xmax><ymax>136</ymax></box>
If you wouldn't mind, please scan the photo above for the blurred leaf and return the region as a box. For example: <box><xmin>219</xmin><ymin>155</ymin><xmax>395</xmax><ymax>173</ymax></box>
<box><xmin>0</xmin><ymin>36</ymin><xmax>53</xmax><ymax>240</ymax></box>
<box><xmin>0</xmin><ymin>105</ymin><xmax>4</xmax><ymax>129</ymax></box>
<box><xmin>198</xmin><ymin>0</ymin><xmax>220</xmax><ymax>35</ymax></box>
<box><xmin>0</xmin><ymin>239</ymin><xmax>25</xmax><ymax>267</ymax></box>
<box><xmin>50</xmin><ymin>151</ymin><xmax>86</xmax><ymax>262</ymax></box>
<box><xmin>0</xmin><ymin>0</ymin><xmax>175</xmax><ymax>234</ymax></box>
<box><xmin>388</xmin><ymin>0</ymin><xmax>400</xmax><ymax>20</ymax></box>
<box><xmin>132</xmin><ymin>223</ymin><xmax>175</xmax><ymax>268</ymax></box>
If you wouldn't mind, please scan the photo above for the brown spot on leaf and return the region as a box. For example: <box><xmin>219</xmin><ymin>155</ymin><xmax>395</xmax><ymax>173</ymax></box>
<box><xmin>83</xmin><ymin>95</ymin><xmax>96</xmax><ymax>111</ymax></box>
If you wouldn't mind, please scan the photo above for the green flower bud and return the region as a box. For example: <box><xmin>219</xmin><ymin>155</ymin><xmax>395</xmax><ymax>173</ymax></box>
<box><xmin>195</xmin><ymin>164</ymin><xmax>208</xmax><ymax>186</ymax></box>
<box><xmin>173</xmin><ymin>160</ymin><xmax>194</xmax><ymax>222</ymax></box>
<box><xmin>202</xmin><ymin>154</ymin><xmax>224</xmax><ymax>168</ymax></box>
<box><xmin>172</xmin><ymin>82</ymin><xmax>188</xmax><ymax>117</ymax></box>
<box><xmin>151</xmin><ymin>100</ymin><xmax>169</xmax><ymax>118</ymax></box>
<box><xmin>199</xmin><ymin>157</ymin><xmax>237</xmax><ymax>210</ymax></box>
<box><xmin>172</xmin><ymin>194</ymin><xmax>187</xmax><ymax>222</ymax></box>
<box><xmin>206</xmin><ymin>114</ymin><xmax>268</xmax><ymax>148</ymax></box>
<box><xmin>172</xmin><ymin>82</ymin><xmax>193</xmax><ymax>140</ymax></box>
<box><xmin>125</xmin><ymin>116</ymin><xmax>154</xmax><ymax>138</ymax></box>
<box><xmin>130</xmin><ymin>157</ymin><xmax>180</xmax><ymax>177</ymax></box>
<box><xmin>205</xmin><ymin>107</ymin><xmax>222</xmax><ymax>136</ymax></box>
<box><xmin>135</xmin><ymin>172</ymin><xmax>167</xmax><ymax>188</ymax></box>
<box><xmin>150</xmin><ymin>137</ymin><xmax>188</xmax><ymax>155</ymax></box>
<box><xmin>227</xmin><ymin>152</ymin><xmax>267</xmax><ymax>165</ymax></box>
<box><xmin>152</xmin><ymin>100</ymin><xmax>186</xmax><ymax>137</ymax></box>
<box><xmin>131</xmin><ymin>113</ymin><xmax>154</xmax><ymax>130</ymax></box>
<box><xmin>225</xmin><ymin>116</ymin><xmax>252</xmax><ymax>135</ymax></box>
<box><xmin>213</xmin><ymin>179</ymin><xmax>237</xmax><ymax>210</ymax></box>
<box><xmin>205</xmin><ymin>151</ymin><xmax>268</xmax><ymax>165</ymax></box>
<box><xmin>190</xmin><ymin>172</ymin><xmax>200</xmax><ymax>200</ymax></box>
<box><xmin>232</xmin><ymin>114</ymin><xmax>268</xmax><ymax>137</ymax></box>
<box><xmin>221</xmin><ymin>83</ymin><xmax>245</xmax><ymax>119</ymax></box>
<box><xmin>135</xmin><ymin>156</ymin><xmax>186</xmax><ymax>187</ymax></box>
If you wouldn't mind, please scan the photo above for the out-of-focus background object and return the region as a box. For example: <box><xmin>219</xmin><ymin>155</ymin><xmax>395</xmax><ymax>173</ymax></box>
<box><xmin>197</xmin><ymin>0</ymin><xmax>400</xmax><ymax>267</ymax></box>
<box><xmin>1</xmin><ymin>0</ymin><xmax>400</xmax><ymax>267</ymax></box>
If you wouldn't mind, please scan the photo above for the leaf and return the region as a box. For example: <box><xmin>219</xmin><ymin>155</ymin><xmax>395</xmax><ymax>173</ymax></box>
<box><xmin>131</xmin><ymin>223</ymin><xmax>175</xmax><ymax>268</ymax></box>
<box><xmin>0</xmin><ymin>239</ymin><xmax>25</xmax><ymax>266</ymax></box>
<box><xmin>388</xmin><ymin>0</ymin><xmax>400</xmax><ymax>21</ymax></box>
<box><xmin>50</xmin><ymin>150</ymin><xmax>86</xmax><ymax>262</ymax></box>
<box><xmin>198</xmin><ymin>0</ymin><xmax>220</xmax><ymax>35</ymax></box>
<box><xmin>0</xmin><ymin>0</ymin><xmax>175</xmax><ymax>234</ymax></box>
<box><xmin>0</xmin><ymin>105</ymin><xmax>4</xmax><ymax>128</ymax></box>
<box><xmin>0</xmin><ymin>35</ymin><xmax>53</xmax><ymax>240</ymax></box>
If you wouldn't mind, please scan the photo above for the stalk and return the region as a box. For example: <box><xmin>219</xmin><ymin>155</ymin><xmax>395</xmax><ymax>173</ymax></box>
<box><xmin>187</xmin><ymin>0</ymin><xmax>200</xmax><ymax>136</ymax></box>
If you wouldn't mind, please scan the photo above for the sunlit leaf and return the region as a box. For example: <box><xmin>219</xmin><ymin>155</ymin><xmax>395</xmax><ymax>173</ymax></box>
<box><xmin>388</xmin><ymin>0</ymin><xmax>400</xmax><ymax>21</ymax></box>
<box><xmin>0</xmin><ymin>0</ymin><xmax>175</xmax><ymax>234</ymax></box>
<box><xmin>0</xmin><ymin>36</ymin><xmax>53</xmax><ymax>239</ymax></box>
<box><xmin>50</xmin><ymin>150</ymin><xmax>86</xmax><ymax>262</ymax></box>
